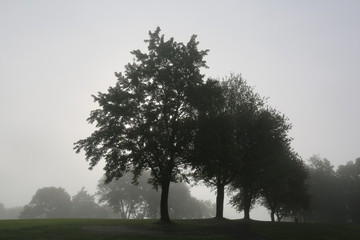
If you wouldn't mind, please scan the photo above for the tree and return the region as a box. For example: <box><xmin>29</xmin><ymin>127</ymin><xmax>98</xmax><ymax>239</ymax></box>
<box><xmin>72</xmin><ymin>187</ymin><xmax>108</xmax><ymax>218</ymax></box>
<box><xmin>305</xmin><ymin>155</ymin><xmax>347</xmax><ymax>223</ymax></box>
<box><xmin>0</xmin><ymin>203</ymin><xmax>23</xmax><ymax>219</ymax></box>
<box><xmin>230</xmin><ymin>107</ymin><xmax>294</xmax><ymax>220</ymax></box>
<box><xmin>261</xmin><ymin>150</ymin><xmax>309</xmax><ymax>222</ymax></box>
<box><xmin>97</xmin><ymin>171</ymin><xmax>215</xmax><ymax>219</ymax></box>
<box><xmin>19</xmin><ymin>187</ymin><xmax>72</xmax><ymax>218</ymax></box>
<box><xmin>167</xmin><ymin>181</ymin><xmax>215</xmax><ymax>219</ymax></box>
<box><xmin>191</xmin><ymin>75</ymin><xmax>264</xmax><ymax>219</ymax></box>
<box><xmin>337</xmin><ymin>158</ymin><xmax>360</xmax><ymax>223</ymax></box>
<box><xmin>74</xmin><ymin>27</ymin><xmax>208</xmax><ymax>223</ymax></box>
<box><xmin>97</xmin><ymin>172</ymin><xmax>149</xmax><ymax>219</ymax></box>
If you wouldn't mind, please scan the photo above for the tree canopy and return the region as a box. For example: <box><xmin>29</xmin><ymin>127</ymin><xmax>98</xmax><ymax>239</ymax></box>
<box><xmin>74</xmin><ymin>27</ymin><xmax>309</xmax><ymax>222</ymax></box>
<box><xmin>304</xmin><ymin>155</ymin><xmax>360</xmax><ymax>223</ymax></box>
<box><xmin>74</xmin><ymin>27</ymin><xmax>208</xmax><ymax>222</ymax></box>
<box><xmin>20</xmin><ymin>187</ymin><xmax>72</xmax><ymax>218</ymax></box>
<box><xmin>190</xmin><ymin>74</ymin><xmax>265</xmax><ymax>219</ymax></box>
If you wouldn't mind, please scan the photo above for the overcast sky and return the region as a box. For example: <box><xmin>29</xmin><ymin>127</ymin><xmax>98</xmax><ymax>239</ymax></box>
<box><xmin>1</xmin><ymin>0</ymin><xmax>359</xmax><ymax>220</ymax></box>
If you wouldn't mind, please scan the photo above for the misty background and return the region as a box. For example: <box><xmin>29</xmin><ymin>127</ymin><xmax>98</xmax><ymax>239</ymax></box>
<box><xmin>1</xmin><ymin>0</ymin><xmax>359</xmax><ymax>220</ymax></box>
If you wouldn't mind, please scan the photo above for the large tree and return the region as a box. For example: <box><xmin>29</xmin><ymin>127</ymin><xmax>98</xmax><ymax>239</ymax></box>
<box><xmin>260</xmin><ymin>149</ymin><xmax>309</xmax><ymax>222</ymax></box>
<box><xmin>74</xmin><ymin>27</ymin><xmax>208</xmax><ymax>222</ymax></box>
<box><xmin>230</xmin><ymin>107</ymin><xmax>295</xmax><ymax>220</ymax></box>
<box><xmin>191</xmin><ymin>74</ymin><xmax>264</xmax><ymax>219</ymax></box>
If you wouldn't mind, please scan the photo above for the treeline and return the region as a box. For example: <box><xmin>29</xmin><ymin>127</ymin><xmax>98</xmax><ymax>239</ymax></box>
<box><xmin>304</xmin><ymin>155</ymin><xmax>360</xmax><ymax>223</ymax></box>
<box><xmin>12</xmin><ymin>173</ymin><xmax>214</xmax><ymax>219</ymax></box>
<box><xmin>74</xmin><ymin>27</ymin><xmax>309</xmax><ymax>222</ymax></box>
<box><xmin>0</xmin><ymin>203</ymin><xmax>22</xmax><ymax>219</ymax></box>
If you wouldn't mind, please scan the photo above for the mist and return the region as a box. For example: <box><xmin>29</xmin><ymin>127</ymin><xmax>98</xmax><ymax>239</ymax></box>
<box><xmin>1</xmin><ymin>1</ymin><xmax>359</xmax><ymax>222</ymax></box>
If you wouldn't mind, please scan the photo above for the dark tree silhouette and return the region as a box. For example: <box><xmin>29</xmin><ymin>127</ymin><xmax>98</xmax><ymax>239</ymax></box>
<box><xmin>337</xmin><ymin>158</ymin><xmax>360</xmax><ymax>223</ymax></box>
<box><xmin>261</xmin><ymin>149</ymin><xmax>309</xmax><ymax>222</ymax></box>
<box><xmin>229</xmin><ymin>107</ymin><xmax>296</xmax><ymax>220</ymax></box>
<box><xmin>74</xmin><ymin>27</ymin><xmax>208</xmax><ymax>222</ymax></box>
<box><xmin>191</xmin><ymin>74</ymin><xmax>264</xmax><ymax>219</ymax></box>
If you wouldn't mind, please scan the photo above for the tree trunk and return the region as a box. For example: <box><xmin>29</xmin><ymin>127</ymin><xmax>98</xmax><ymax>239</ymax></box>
<box><xmin>160</xmin><ymin>180</ymin><xmax>171</xmax><ymax>223</ymax></box>
<box><xmin>243</xmin><ymin>189</ymin><xmax>251</xmax><ymax>220</ymax></box>
<box><xmin>276</xmin><ymin>213</ymin><xmax>282</xmax><ymax>222</ymax></box>
<box><xmin>270</xmin><ymin>211</ymin><xmax>275</xmax><ymax>222</ymax></box>
<box><xmin>215</xmin><ymin>183</ymin><xmax>225</xmax><ymax>219</ymax></box>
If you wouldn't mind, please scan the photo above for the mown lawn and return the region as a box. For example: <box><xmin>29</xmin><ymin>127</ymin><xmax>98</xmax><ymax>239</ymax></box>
<box><xmin>0</xmin><ymin>218</ymin><xmax>233</xmax><ymax>240</ymax></box>
<box><xmin>251</xmin><ymin>220</ymin><xmax>360</xmax><ymax>240</ymax></box>
<box><xmin>0</xmin><ymin>218</ymin><xmax>359</xmax><ymax>240</ymax></box>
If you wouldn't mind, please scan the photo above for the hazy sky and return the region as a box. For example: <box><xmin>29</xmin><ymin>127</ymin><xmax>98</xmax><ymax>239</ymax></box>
<box><xmin>1</xmin><ymin>0</ymin><xmax>359</xmax><ymax>220</ymax></box>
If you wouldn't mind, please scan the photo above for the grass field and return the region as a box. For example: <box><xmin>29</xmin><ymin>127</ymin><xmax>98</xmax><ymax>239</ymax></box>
<box><xmin>0</xmin><ymin>218</ymin><xmax>359</xmax><ymax>240</ymax></box>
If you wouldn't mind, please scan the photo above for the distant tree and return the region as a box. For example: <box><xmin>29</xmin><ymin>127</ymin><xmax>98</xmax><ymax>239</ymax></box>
<box><xmin>72</xmin><ymin>187</ymin><xmax>108</xmax><ymax>218</ymax></box>
<box><xmin>305</xmin><ymin>155</ymin><xmax>347</xmax><ymax>223</ymax></box>
<box><xmin>97</xmin><ymin>172</ymin><xmax>149</xmax><ymax>219</ymax></box>
<box><xmin>74</xmin><ymin>27</ymin><xmax>208</xmax><ymax>223</ymax></box>
<box><xmin>19</xmin><ymin>187</ymin><xmax>72</xmax><ymax>218</ymax></box>
<box><xmin>191</xmin><ymin>75</ymin><xmax>264</xmax><ymax>219</ymax></box>
<box><xmin>168</xmin><ymin>181</ymin><xmax>215</xmax><ymax>219</ymax></box>
<box><xmin>337</xmin><ymin>158</ymin><xmax>360</xmax><ymax>223</ymax></box>
<box><xmin>0</xmin><ymin>203</ymin><xmax>23</xmax><ymax>219</ymax></box>
<box><xmin>97</xmin><ymin>171</ymin><xmax>215</xmax><ymax>219</ymax></box>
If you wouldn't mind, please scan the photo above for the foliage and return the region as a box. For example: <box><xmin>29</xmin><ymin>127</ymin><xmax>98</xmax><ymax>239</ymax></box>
<box><xmin>97</xmin><ymin>172</ymin><xmax>215</xmax><ymax>219</ymax></box>
<box><xmin>229</xmin><ymin>105</ymin><xmax>305</xmax><ymax>221</ymax></box>
<box><xmin>19</xmin><ymin>187</ymin><xmax>72</xmax><ymax>218</ymax></box>
<box><xmin>19</xmin><ymin>187</ymin><xmax>108</xmax><ymax>219</ymax></box>
<box><xmin>260</xmin><ymin>150</ymin><xmax>309</xmax><ymax>222</ymax></box>
<box><xmin>305</xmin><ymin>156</ymin><xmax>360</xmax><ymax>223</ymax></box>
<box><xmin>0</xmin><ymin>203</ymin><xmax>23</xmax><ymax>219</ymax></box>
<box><xmin>74</xmin><ymin>27</ymin><xmax>208</xmax><ymax>222</ymax></box>
<box><xmin>337</xmin><ymin>158</ymin><xmax>360</xmax><ymax>223</ymax></box>
<box><xmin>71</xmin><ymin>187</ymin><xmax>109</xmax><ymax>218</ymax></box>
<box><xmin>305</xmin><ymin>155</ymin><xmax>347</xmax><ymax>223</ymax></box>
<box><xmin>97</xmin><ymin>172</ymin><xmax>150</xmax><ymax>219</ymax></box>
<box><xmin>191</xmin><ymin>74</ymin><xmax>264</xmax><ymax>219</ymax></box>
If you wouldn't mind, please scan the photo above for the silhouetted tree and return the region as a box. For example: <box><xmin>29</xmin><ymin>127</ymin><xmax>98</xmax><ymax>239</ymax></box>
<box><xmin>74</xmin><ymin>27</ymin><xmax>208</xmax><ymax>223</ymax></box>
<box><xmin>230</xmin><ymin>107</ymin><xmax>294</xmax><ymax>220</ymax></box>
<box><xmin>191</xmin><ymin>75</ymin><xmax>264</xmax><ymax>219</ymax></box>
<box><xmin>337</xmin><ymin>158</ymin><xmax>360</xmax><ymax>223</ymax></box>
<box><xmin>19</xmin><ymin>187</ymin><xmax>72</xmax><ymax>218</ymax></box>
<box><xmin>261</xmin><ymin>150</ymin><xmax>309</xmax><ymax>222</ymax></box>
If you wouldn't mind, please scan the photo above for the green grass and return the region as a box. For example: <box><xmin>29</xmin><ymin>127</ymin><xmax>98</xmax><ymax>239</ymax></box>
<box><xmin>251</xmin><ymin>221</ymin><xmax>360</xmax><ymax>240</ymax></box>
<box><xmin>0</xmin><ymin>218</ymin><xmax>232</xmax><ymax>240</ymax></box>
<box><xmin>0</xmin><ymin>218</ymin><xmax>360</xmax><ymax>240</ymax></box>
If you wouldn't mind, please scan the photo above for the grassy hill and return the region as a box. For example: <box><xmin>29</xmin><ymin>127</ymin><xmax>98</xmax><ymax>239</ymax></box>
<box><xmin>0</xmin><ymin>218</ymin><xmax>359</xmax><ymax>240</ymax></box>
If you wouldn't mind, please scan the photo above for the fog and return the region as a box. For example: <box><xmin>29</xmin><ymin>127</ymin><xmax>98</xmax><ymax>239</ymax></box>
<box><xmin>1</xmin><ymin>1</ymin><xmax>359</xmax><ymax>221</ymax></box>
